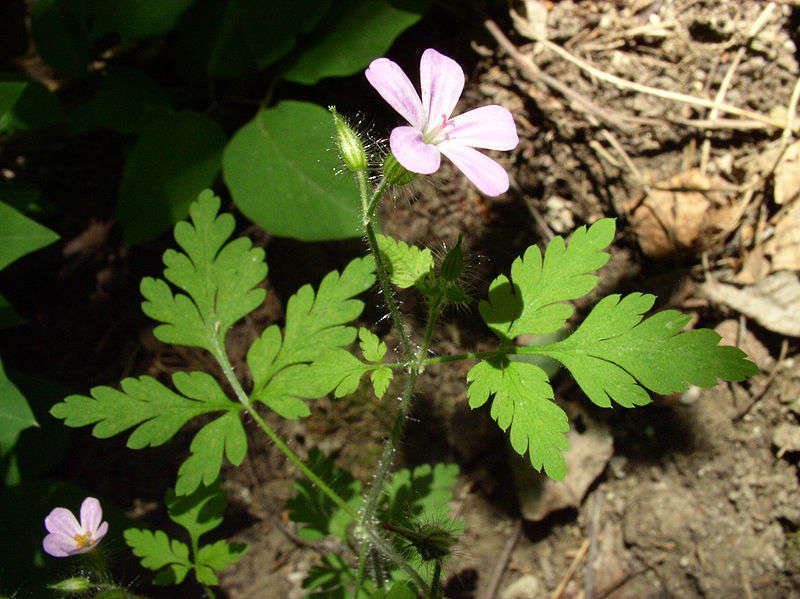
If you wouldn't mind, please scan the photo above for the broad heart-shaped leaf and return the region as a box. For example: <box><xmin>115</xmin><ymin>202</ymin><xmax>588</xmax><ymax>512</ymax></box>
<box><xmin>0</xmin><ymin>200</ymin><xmax>59</xmax><ymax>270</ymax></box>
<box><xmin>223</xmin><ymin>101</ymin><xmax>362</xmax><ymax>241</ymax></box>
<box><xmin>467</xmin><ymin>357</ymin><xmax>569</xmax><ymax>480</ymax></box>
<box><xmin>247</xmin><ymin>256</ymin><xmax>375</xmax><ymax>418</ymax></box>
<box><xmin>141</xmin><ymin>191</ymin><xmax>267</xmax><ymax>354</ymax></box>
<box><xmin>0</xmin><ymin>357</ymin><xmax>38</xmax><ymax>455</ymax></box>
<box><xmin>118</xmin><ymin>111</ymin><xmax>227</xmax><ymax>245</ymax></box>
<box><xmin>282</xmin><ymin>0</ymin><xmax>430</xmax><ymax>84</ymax></box>
<box><xmin>529</xmin><ymin>293</ymin><xmax>759</xmax><ymax>408</ymax></box>
<box><xmin>50</xmin><ymin>371</ymin><xmax>246</xmax><ymax>495</ymax></box>
<box><xmin>195</xmin><ymin>540</ymin><xmax>248</xmax><ymax>585</ymax></box>
<box><xmin>376</xmin><ymin>234</ymin><xmax>434</xmax><ymax>290</ymax></box>
<box><xmin>480</xmin><ymin>218</ymin><xmax>615</xmax><ymax>341</ymax></box>
<box><xmin>124</xmin><ymin>529</ymin><xmax>192</xmax><ymax>585</ymax></box>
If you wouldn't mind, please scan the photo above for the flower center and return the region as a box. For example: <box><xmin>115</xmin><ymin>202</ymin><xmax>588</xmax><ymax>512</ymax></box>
<box><xmin>422</xmin><ymin>113</ymin><xmax>455</xmax><ymax>145</ymax></box>
<box><xmin>73</xmin><ymin>532</ymin><xmax>93</xmax><ymax>548</ymax></box>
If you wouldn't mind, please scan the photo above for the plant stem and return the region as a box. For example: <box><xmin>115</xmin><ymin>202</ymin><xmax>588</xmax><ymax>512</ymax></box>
<box><xmin>354</xmin><ymin>170</ymin><xmax>447</xmax><ymax>593</ymax></box>
<box><xmin>209</xmin><ymin>333</ymin><xmax>429</xmax><ymax>592</ymax></box>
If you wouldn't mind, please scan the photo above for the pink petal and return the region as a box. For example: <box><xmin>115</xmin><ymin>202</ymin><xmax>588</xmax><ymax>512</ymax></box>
<box><xmin>420</xmin><ymin>49</ymin><xmax>464</xmax><ymax>129</ymax></box>
<box><xmin>45</xmin><ymin>508</ymin><xmax>81</xmax><ymax>537</ymax></box>
<box><xmin>94</xmin><ymin>521</ymin><xmax>109</xmax><ymax>544</ymax></box>
<box><xmin>365</xmin><ymin>58</ymin><xmax>424</xmax><ymax>129</ymax></box>
<box><xmin>43</xmin><ymin>533</ymin><xmax>76</xmax><ymax>557</ymax></box>
<box><xmin>448</xmin><ymin>105</ymin><xmax>519</xmax><ymax>151</ymax></box>
<box><xmin>390</xmin><ymin>126</ymin><xmax>441</xmax><ymax>174</ymax></box>
<box><xmin>80</xmin><ymin>497</ymin><xmax>103</xmax><ymax>534</ymax></box>
<box><xmin>439</xmin><ymin>142</ymin><xmax>510</xmax><ymax>196</ymax></box>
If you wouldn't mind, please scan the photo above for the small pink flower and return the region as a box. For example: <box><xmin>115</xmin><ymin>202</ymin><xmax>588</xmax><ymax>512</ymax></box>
<box><xmin>366</xmin><ymin>48</ymin><xmax>519</xmax><ymax>196</ymax></box>
<box><xmin>43</xmin><ymin>497</ymin><xmax>108</xmax><ymax>557</ymax></box>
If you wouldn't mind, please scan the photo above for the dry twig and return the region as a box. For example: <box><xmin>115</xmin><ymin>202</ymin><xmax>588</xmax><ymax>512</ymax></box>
<box><xmin>551</xmin><ymin>539</ymin><xmax>591</xmax><ymax>599</ymax></box>
<box><xmin>478</xmin><ymin>520</ymin><xmax>523</xmax><ymax>599</ymax></box>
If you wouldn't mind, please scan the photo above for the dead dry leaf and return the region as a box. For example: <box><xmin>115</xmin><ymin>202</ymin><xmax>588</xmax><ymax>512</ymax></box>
<box><xmin>773</xmin><ymin>141</ymin><xmax>800</xmax><ymax>205</ymax></box>
<box><xmin>700</xmin><ymin>271</ymin><xmax>800</xmax><ymax>337</ymax></box>
<box><xmin>765</xmin><ymin>201</ymin><xmax>800</xmax><ymax>271</ymax></box>
<box><xmin>512</xmin><ymin>410</ymin><xmax>613</xmax><ymax>522</ymax></box>
<box><xmin>733</xmin><ymin>247</ymin><xmax>770</xmax><ymax>284</ymax></box>
<box><xmin>625</xmin><ymin>169</ymin><xmax>735</xmax><ymax>258</ymax></box>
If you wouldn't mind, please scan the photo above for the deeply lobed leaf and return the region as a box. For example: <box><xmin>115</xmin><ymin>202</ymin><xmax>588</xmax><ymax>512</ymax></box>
<box><xmin>141</xmin><ymin>190</ymin><xmax>267</xmax><ymax>353</ymax></box>
<box><xmin>479</xmin><ymin>218</ymin><xmax>615</xmax><ymax>341</ymax></box>
<box><xmin>467</xmin><ymin>358</ymin><xmax>569</xmax><ymax>479</ymax></box>
<box><xmin>530</xmin><ymin>293</ymin><xmax>759</xmax><ymax>407</ymax></box>
<box><xmin>247</xmin><ymin>256</ymin><xmax>375</xmax><ymax>418</ymax></box>
<box><xmin>376</xmin><ymin>234</ymin><xmax>434</xmax><ymax>290</ymax></box>
<box><xmin>51</xmin><ymin>371</ymin><xmax>244</xmax><ymax>495</ymax></box>
<box><xmin>124</xmin><ymin>529</ymin><xmax>192</xmax><ymax>584</ymax></box>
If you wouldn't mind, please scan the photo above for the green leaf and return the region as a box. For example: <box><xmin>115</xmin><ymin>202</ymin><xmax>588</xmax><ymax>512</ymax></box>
<box><xmin>50</xmin><ymin>371</ymin><xmax>243</xmax><ymax>495</ymax></box>
<box><xmin>176</xmin><ymin>411</ymin><xmax>247</xmax><ymax>495</ymax></box>
<box><xmin>247</xmin><ymin>256</ymin><xmax>374</xmax><ymax>417</ymax></box>
<box><xmin>303</xmin><ymin>553</ymin><xmax>367</xmax><ymax>598</ymax></box>
<box><xmin>374</xmin><ymin>582</ymin><xmax>418</xmax><ymax>599</ymax></box>
<box><xmin>141</xmin><ymin>190</ymin><xmax>267</xmax><ymax>353</ymax></box>
<box><xmin>195</xmin><ymin>540</ymin><xmax>248</xmax><ymax>585</ymax></box>
<box><xmin>118</xmin><ymin>112</ymin><xmax>227</xmax><ymax>245</ymax></box>
<box><xmin>282</xmin><ymin>0</ymin><xmax>430</xmax><ymax>84</ymax></box>
<box><xmin>376</xmin><ymin>234</ymin><xmax>433</xmax><ymax>289</ymax></box>
<box><xmin>235</xmin><ymin>0</ymin><xmax>332</xmax><ymax>69</ymax></box>
<box><xmin>467</xmin><ymin>357</ymin><xmax>568</xmax><ymax>479</ymax></box>
<box><xmin>358</xmin><ymin>327</ymin><xmax>387</xmax><ymax>362</ymax></box>
<box><xmin>70</xmin><ymin>68</ymin><xmax>171</xmax><ymax>134</ymax></box>
<box><xmin>370</xmin><ymin>367</ymin><xmax>393</xmax><ymax>399</ymax></box>
<box><xmin>287</xmin><ymin>449</ymin><xmax>361</xmax><ymax>541</ymax></box>
<box><xmin>479</xmin><ymin>218</ymin><xmax>615</xmax><ymax>341</ymax></box>
<box><xmin>383</xmin><ymin>463</ymin><xmax>460</xmax><ymax>524</ymax></box>
<box><xmin>532</xmin><ymin>293</ymin><xmax>759</xmax><ymax>407</ymax></box>
<box><xmin>89</xmin><ymin>0</ymin><xmax>195</xmax><ymax>41</ymax></box>
<box><xmin>0</xmin><ymin>200</ymin><xmax>59</xmax><ymax>270</ymax></box>
<box><xmin>124</xmin><ymin>529</ymin><xmax>192</xmax><ymax>584</ymax></box>
<box><xmin>0</xmin><ymin>80</ymin><xmax>64</xmax><ymax>132</ymax></box>
<box><xmin>0</xmin><ymin>357</ymin><xmax>38</xmax><ymax>455</ymax></box>
<box><xmin>0</xmin><ymin>80</ymin><xmax>27</xmax><ymax>120</ymax></box>
<box><xmin>166</xmin><ymin>481</ymin><xmax>226</xmax><ymax>547</ymax></box>
<box><xmin>223</xmin><ymin>101</ymin><xmax>361</xmax><ymax>241</ymax></box>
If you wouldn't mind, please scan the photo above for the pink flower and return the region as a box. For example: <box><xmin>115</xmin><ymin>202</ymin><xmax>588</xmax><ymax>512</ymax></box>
<box><xmin>366</xmin><ymin>48</ymin><xmax>519</xmax><ymax>196</ymax></box>
<box><xmin>43</xmin><ymin>497</ymin><xmax>108</xmax><ymax>557</ymax></box>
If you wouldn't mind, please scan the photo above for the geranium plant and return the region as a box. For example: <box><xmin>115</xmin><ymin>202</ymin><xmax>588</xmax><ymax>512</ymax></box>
<box><xmin>46</xmin><ymin>49</ymin><xmax>756</xmax><ymax>597</ymax></box>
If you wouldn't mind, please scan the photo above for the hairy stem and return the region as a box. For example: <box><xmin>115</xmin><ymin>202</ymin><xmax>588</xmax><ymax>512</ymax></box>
<box><xmin>209</xmin><ymin>333</ymin><xmax>428</xmax><ymax>592</ymax></box>
<box><xmin>354</xmin><ymin>170</ymin><xmax>447</xmax><ymax>592</ymax></box>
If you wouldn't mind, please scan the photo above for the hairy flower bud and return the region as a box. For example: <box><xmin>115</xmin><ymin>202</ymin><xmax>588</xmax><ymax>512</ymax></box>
<box><xmin>49</xmin><ymin>576</ymin><xmax>93</xmax><ymax>593</ymax></box>
<box><xmin>383</xmin><ymin>153</ymin><xmax>417</xmax><ymax>185</ymax></box>
<box><xmin>329</xmin><ymin>106</ymin><xmax>367</xmax><ymax>172</ymax></box>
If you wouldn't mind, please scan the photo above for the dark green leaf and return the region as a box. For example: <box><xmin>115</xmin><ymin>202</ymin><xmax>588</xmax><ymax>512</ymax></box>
<box><xmin>223</xmin><ymin>101</ymin><xmax>361</xmax><ymax>241</ymax></box>
<box><xmin>118</xmin><ymin>111</ymin><xmax>226</xmax><ymax>245</ymax></box>
<box><xmin>283</xmin><ymin>0</ymin><xmax>430</xmax><ymax>84</ymax></box>
<box><xmin>0</xmin><ymin>200</ymin><xmax>59</xmax><ymax>270</ymax></box>
<box><xmin>0</xmin><ymin>357</ymin><xmax>38</xmax><ymax>455</ymax></box>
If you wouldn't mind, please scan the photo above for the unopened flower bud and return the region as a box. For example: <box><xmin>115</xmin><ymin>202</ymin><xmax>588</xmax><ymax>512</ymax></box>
<box><xmin>329</xmin><ymin>106</ymin><xmax>367</xmax><ymax>172</ymax></box>
<box><xmin>383</xmin><ymin>153</ymin><xmax>417</xmax><ymax>185</ymax></box>
<box><xmin>49</xmin><ymin>576</ymin><xmax>93</xmax><ymax>593</ymax></box>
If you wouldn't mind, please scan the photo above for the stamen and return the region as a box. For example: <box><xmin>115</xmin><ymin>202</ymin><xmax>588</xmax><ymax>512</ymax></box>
<box><xmin>73</xmin><ymin>532</ymin><xmax>92</xmax><ymax>548</ymax></box>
